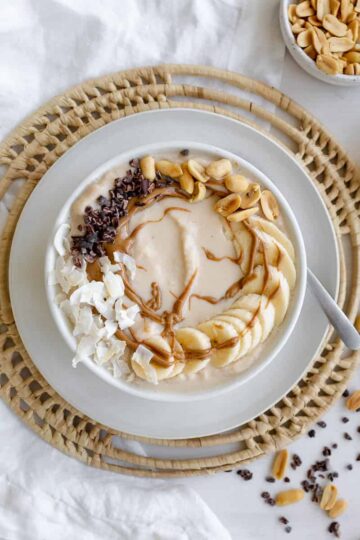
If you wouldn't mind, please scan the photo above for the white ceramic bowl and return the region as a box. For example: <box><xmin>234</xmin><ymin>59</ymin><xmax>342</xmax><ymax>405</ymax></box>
<box><xmin>280</xmin><ymin>0</ymin><xmax>360</xmax><ymax>86</ymax></box>
<box><xmin>45</xmin><ymin>141</ymin><xmax>307</xmax><ymax>402</ymax></box>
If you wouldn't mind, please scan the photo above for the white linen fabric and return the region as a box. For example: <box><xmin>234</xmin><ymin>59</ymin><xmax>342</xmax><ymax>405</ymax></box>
<box><xmin>0</xmin><ymin>0</ymin><xmax>285</xmax><ymax>538</ymax></box>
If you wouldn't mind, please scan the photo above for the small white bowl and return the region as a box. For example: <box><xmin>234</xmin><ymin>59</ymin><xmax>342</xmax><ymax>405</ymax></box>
<box><xmin>280</xmin><ymin>0</ymin><xmax>360</xmax><ymax>86</ymax></box>
<box><xmin>45</xmin><ymin>141</ymin><xmax>307</xmax><ymax>402</ymax></box>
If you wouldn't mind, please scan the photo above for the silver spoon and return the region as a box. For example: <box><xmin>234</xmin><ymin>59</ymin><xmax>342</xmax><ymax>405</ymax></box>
<box><xmin>307</xmin><ymin>268</ymin><xmax>360</xmax><ymax>351</ymax></box>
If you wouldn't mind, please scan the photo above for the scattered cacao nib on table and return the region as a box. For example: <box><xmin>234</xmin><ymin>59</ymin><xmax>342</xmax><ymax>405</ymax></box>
<box><xmin>236</xmin><ymin>469</ymin><xmax>253</xmax><ymax>481</ymax></box>
<box><xmin>328</xmin><ymin>521</ymin><xmax>341</xmax><ymax>538</ymax></box>
<box><xmin>70</xmin><ymin>160</ymin><xmax>176</xmax><ymax>266</ymax></box>
<box><xmin>266</xmin><ymin>476</ymin><xmax>275</xmax><ymax>483</ymax></box>
<box><xmin>290</xmin><ymin>454</ymin><xmax>302</xmax><ymax>470</ymax></box>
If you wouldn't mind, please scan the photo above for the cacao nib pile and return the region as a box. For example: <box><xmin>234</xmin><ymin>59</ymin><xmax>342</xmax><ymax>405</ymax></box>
<box><xmin>71</xmin><ymin>159</ymin><xmax>174</xmax><ymax>267</ymax></box>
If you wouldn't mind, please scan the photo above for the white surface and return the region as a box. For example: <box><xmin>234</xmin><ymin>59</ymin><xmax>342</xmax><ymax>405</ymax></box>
<box><xmin>44</xmin><ymin>139</ymin><xmax>307</xmax><ymax>402</ymax></box>
<box><xmin>10</xmin><ymin>109</ymin><xmax>330</xmax><ymax>438</ymax></box>
<box><xmin>280</xmin><ymin>0</ymin><xmax>360</xmax><ymax>86</ymax></box>
<box><xmin>0</xmin><ymin>0</ymin><xmax>359</xmax><ymax>538</ymax></box>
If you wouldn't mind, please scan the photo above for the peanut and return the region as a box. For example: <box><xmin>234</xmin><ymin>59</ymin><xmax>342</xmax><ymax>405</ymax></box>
<box><xmin>177</xmin><ymin>162</ymin><xmax>194</xmax><ymax>194</ymax></box>
<box><xmin>140</xmin><ymin>155</ymin><xmax>156</xmax><ymax>181</ymax></box>
<box><xmin>224</xmin><ymin>174</ymin><xmax>250</xmax><ymax>193</ymax></box>
<box><xmin>240</xmin><ymin>183</ymin><xmax>261</xmax><ymax>209</ymax></box>
<box><xmin>272</xmin><ymin>449</ymin><xmax>289</xmax><ymax>480</ymax></box>
<box><xmin>206</xmin><ymin>159</ymin><xmax>232</xmax><ymax>180</ymax></box>
<box><xmin>215</xmin><ymin>193</ymin><xmax>242</xmax><ymax>217</ymax></box>
<box><xmin>190</xmin><ymin>181</ymin><xmax>207</xmax><ymax>203</ymax></box>
<box><xmin>323</xmin><ymin>14</ymin><xmax>348</xmax><ymax>36</ymax></box>
<box><xmin>345</xmin><ymin>389</ymin><xmax>360</xmax><ymax>411</ymax></box>
<box><xmin>320</xmin><ymin>484</ymin><xmax>338</xmax><ymax>510</ymax></box>
<box><xmin>328</xmin><ymin>499</ymin><xmax>348</xmax><ymax>518</ymax></box>
<box><xmin>227</xmin><ymin>207</ymin><xmax>258</xmax><ymax>223</ymax></box>
<box><xmin>187</xmin><ymin>159</ymin><xmax>209</xmax><ymax>183</ymax></box>
<box><xmin>275</xmin><ymin>489</ymin><xmax>305</xmax><ymax>506</ymax></box>
<box><xmin>260</xmin><ymin>190</ymin><xmax>280</xmax><ymax>221</ymax></box>
<box><xmin>155</xmin><ymin>160</ymin><xmax>182</xmax><ymax>178</ymax></box>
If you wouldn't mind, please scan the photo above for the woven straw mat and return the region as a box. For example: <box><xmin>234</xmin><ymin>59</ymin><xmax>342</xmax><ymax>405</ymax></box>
<box><xmin>0</xmin><ymin>65</ymin><xmax>359</xmax><ymax>478</ymax></box>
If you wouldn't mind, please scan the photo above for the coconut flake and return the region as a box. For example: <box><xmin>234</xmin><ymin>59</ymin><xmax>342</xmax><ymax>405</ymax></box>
<box><xmin>55</xmin><ymin>255</ymin><xmax>87</xmax><ymax>293</ymax></box>
<box><xmin>103</xmin><ymin>320</ymin><xmax>118</xmax><ymax>339</ymax></box>
<box><xmin>99</xmin><ymin>256</ymin><xmax>121</xmax><ymax>274</ymax></box>
<box><xmin>54</xmin><ymin>224</ymin><xmax>71</xmax><ymax>256</ymax></box>
<box><xmin>95</xmin><ymin>340</ymin><xmax>114</xmax><ymax>365</ymax></box>
<box><xmin>115</xmin><ymin>301</ymin><xmax>140</xmax><ymax>329</ymax></box>
<box><xmin>70</xmin><ymin>281</ymin><xmax>105</xmax><ymax>305</ymax></box>
<box><xmin>103</xmin><ymin>271</ymin><xmax>125</xmax><ymax>299</ymax></box>
<box><xmin>114</xmin><ymin>251</ymin><xmax>137</xmax><ymax>280</ymax></box>
<box><xmin>73</xmin><ymin>306</ymin><xmax>93</xmax><ymax>336</ymax></box>
<box><xmin>132</xmin><ymin>345</ymin><xmax>157</xmax><ymax>384</ymax></box>
<box><xmin>93</xmin><ymin>297</ymin><xmax>114</xmax><ymax>320</ymax></box>
<box><xmin>77</xmin><ymin>335</ymin><xmax>99</xmax><ymax>359</ymax></box>
<box><xmin>112</xmin><ymin>356</ymin><xmax>131</xmax><ymax>379</ymax></box>
<box><xmin>60</xmin><ymin>299</ymin><xmax>79</xmax><ymax>323</ymax></box>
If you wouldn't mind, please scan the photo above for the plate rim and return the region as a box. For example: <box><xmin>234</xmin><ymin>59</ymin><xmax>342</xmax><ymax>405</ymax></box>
<box><xmin>8</xmin><ymin>108</ymin><xmax>340</xmax><ymax>439</ymax></box>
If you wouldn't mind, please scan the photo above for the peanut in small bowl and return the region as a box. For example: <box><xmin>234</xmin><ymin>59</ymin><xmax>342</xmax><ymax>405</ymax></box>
<box><xmin>280</xmin><ymin>0</ymin><xmax>360</xmax><ymax>86</ymax></box>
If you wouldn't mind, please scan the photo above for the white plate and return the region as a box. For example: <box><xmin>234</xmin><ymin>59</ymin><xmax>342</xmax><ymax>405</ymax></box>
<box><xmin>45</xmin><ymin>142</ymin><xmax>307</xmax><ymax>402</ymax></box>
<box><xmin>9</xmin><ymin>109</ymin><xmax>339</xmax><ymax>439</ymax></box>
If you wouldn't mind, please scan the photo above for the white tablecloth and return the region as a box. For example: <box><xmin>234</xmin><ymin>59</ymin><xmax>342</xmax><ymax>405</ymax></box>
<box><xmin>0</xmin><ymin>1</ymin><xmax>359</xmax><ymax>539</ymax></box>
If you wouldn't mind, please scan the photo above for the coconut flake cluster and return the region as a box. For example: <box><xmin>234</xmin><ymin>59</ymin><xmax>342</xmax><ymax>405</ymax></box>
<box><xmin>51</xmin><ymin>225</ymin><xmax>146</xmax><ymax>381</ymax></box>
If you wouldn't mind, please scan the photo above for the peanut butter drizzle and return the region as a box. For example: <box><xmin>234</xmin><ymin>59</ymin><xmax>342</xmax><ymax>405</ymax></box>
<box><xmin>146</xmin><ymin>282</ymin><xmax>162</xmax><ymax>311</ymax></box>
<box><xmin>202</xmin><ymin>247</ymin><xmax>243</xmax><ymax>265</ymax></box>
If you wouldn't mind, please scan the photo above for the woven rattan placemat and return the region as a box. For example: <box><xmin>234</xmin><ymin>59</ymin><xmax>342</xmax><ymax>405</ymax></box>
<box><xmin>0</xmin><ymin>65</ymin><xmax>359</xmax><ymax>477</ymax></box>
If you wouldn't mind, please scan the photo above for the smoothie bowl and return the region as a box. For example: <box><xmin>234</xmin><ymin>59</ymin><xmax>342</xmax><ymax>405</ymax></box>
<box><xmin>45</xmin><ymin>142</ymin><xmax>307</xmax><ymax>401</ymax></box>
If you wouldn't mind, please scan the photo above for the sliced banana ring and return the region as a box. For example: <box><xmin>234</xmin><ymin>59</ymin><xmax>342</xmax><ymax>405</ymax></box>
<box><xmin>197</xmin><ymin>320</ymin><xmax>240</xmax><ymax>367</ymax></box>
<box><xmin>175</xmin><ymin>327</ymin><xmax>211</xmax><ymax>374</ymax></box>
<box><xmin>131</xmin><ymin>335</ymin><xmax>185</xmax><ymax>383</ymax></box>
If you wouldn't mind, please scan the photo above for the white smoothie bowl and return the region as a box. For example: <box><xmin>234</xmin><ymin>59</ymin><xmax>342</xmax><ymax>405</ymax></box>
<box><xmin>280</xmin><ymin>0</ymin><xmax>360</xmax><ymax>87</ymax></box>
<box><xmin>45</xmin><ymin>141</ymin><xmax>307</xmax><ymax>402</ymax></box>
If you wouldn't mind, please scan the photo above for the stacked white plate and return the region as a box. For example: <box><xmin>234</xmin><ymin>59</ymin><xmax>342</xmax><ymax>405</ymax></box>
<box><xmin>9</xmin><ymin>109</ymin><xmax>338</xmax><ymax>439</ymax></box>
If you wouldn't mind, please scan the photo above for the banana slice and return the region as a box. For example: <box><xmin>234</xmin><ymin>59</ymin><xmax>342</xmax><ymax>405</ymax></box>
<box><xmin>175</xmin><ymin>327</ymin><xmax>211</xmax><ymax>374</ymax></box>
<box><xmin>231</xmin><ymin>294</ymin><xmax>274</xmax><ymax>346</ymax></box>
<box><xmin>235</xmin><ymin>266</ymin><xmax>290</xmax><ymax>326</ymax></box>
<box><xmin>197</xmin><ymin>320</ymin><xmax>240</xmax><ymax>367</ymax></box>
<box><xmin>232</xmin><ymin>293</ymin><xmax>263</xmax><ymax>313</ymax></box>
<box><xmin>132</xmin><ymin>335</ymin><xmax>184</xmax><ymax>382</ymax></box>
<box><xmin>269</xmin><ymin>273</ymin><xmax>290</xmax><ymax>325</ymax></box>
<box><xmin>258</xmin><ymin>299</ymin><xmax>276</xmax><ymax>341</ymax></box>
<box><xmin>255</xmin><ymin>232</ymin><xmax>296</xmax><ymax>289</ymax></box>
<box><xmin>231</xmin><ymin>223</ymin><xmax>254</xmax><ymax>274</ymax></box>
<box><xmin>215</xmin><ymin>314</ymin><xmax>252</xmax><ymax>358</ymax></box>
<box><xmin>248</xmin><ymin>216</ymin><xmax>295</xmax><ymax>260</ymax></box>
<box><xmin>239</xmin><ymin>265</ymin><xmax>280</xmax><ymax>297</ymax></box>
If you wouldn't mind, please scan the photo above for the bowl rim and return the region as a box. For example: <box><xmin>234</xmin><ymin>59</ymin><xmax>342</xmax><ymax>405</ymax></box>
<box><xmin>280</xmin><ymin>0</ymin><xmax>360</xmax><ymax>85</ymax></box>
<box><xmin>45</xmin><ymin>141</ymin><xmax>307</xmax><ymax>402</ymax></box>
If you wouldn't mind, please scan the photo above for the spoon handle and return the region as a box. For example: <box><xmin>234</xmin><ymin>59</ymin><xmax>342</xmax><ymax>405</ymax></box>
<box><xmin>307</xmin><ymin>268</ymin><xmax>360</xmax><ymax>351</ymax></box>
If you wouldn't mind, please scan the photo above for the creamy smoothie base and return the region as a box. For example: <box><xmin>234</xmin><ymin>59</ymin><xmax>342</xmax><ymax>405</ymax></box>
<box><xmin>51</xmin><ymin>149</ymin><xmax>296</xmax><ymax>391</ymax></box>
